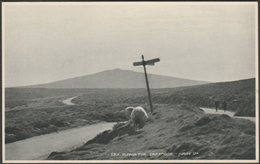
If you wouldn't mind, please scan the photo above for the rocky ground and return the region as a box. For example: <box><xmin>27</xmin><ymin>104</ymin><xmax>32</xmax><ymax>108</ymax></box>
<box><xmin>48</xmin><ymin>103</ymin><xmax>255</xmax><ymax>160</ymax></box>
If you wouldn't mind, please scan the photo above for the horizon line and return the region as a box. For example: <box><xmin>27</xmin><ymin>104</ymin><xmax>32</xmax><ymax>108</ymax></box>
<box><xmin>4</xmin><ymin>68</ymin><xmax>256</xmax><ymax>88</ymax></box>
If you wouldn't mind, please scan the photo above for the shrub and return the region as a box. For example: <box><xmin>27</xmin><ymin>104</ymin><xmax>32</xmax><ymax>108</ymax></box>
<box><xmin>195</xmin><ymin>116</ymin><xmax>211</xmax><ymax>126</ymax></box>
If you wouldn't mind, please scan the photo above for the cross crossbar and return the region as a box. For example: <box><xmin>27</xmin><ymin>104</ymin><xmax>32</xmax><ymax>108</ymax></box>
<box><xmin>133</xmin><ymin>58</ymin><xmax>160</xmax><ymax>66</ymax></box>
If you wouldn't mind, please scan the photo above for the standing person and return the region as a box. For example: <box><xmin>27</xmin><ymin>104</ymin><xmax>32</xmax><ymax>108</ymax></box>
<box><xmin>222</xmin><ymin>101</ymin><xmax>227</xmax><ymax>112</ymax></box>
<box><xmin>215</xmin><ymin>100</ymin><xmax>220</xmax><ymax>112</ymax></box>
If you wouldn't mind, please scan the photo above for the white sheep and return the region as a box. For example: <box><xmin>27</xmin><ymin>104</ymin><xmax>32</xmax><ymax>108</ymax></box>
<box><xmin>124</xmin><ymin>106</ymin><xmax>149</xmax><ymax>130</ymax></box>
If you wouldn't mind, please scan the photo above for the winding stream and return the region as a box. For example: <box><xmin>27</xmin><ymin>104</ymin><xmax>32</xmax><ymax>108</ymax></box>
<box><xmin>5</xmin><ymin>96</ymin><xmax>116</xmax><ymax>160</ymax></box>
<box><xmin>62</xmin><ymin>96</ymin><xmax>78</xmax><ymax>105</ymax></box>
<box><xmin>5</xmin><ymin>122</ymin><xmax>116</xmax><ymax>160</ymax></box>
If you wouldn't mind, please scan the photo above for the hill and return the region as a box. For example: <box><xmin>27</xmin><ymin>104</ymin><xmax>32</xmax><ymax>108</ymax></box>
<box><xmin>127</xmin><ymin>78</ymin><xmax>256</xmax><ymax>116</ymax></box>
<box><xmin>24</xmin><ymin>69</ymin><xmax>208</xmax><ymax>88</ymax></box>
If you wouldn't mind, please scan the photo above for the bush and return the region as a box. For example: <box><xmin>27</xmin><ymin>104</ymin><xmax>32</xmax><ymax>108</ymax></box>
<box><xmin>5</xmin><ymin>126</ymin><xmax>19</xmax><ymax>134</ymax></box>
<box><xmin>195</xmin><ymin>116</ymin><xmax>211</xmax><ymax>126</ymax></box>
<box><xmin>33</xmin><ymin>121</ymin><xmax>49</xmax><ymax>128</ymax></box>
<box><xmin>15</xmin><ymin>131</ymin><xmax>30</xmax><ymax>140</ymax></box>
<box><xmin>50</xmin><ymin>118</ymin><xmax>66</xmax><ymax>127</ymax></box>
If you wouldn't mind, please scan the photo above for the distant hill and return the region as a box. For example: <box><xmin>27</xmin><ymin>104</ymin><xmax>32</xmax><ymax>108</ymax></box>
<box><xmin>24</xmin><ymin>69</ymin><xmax>208</xmax><ymax>89</ymax></box>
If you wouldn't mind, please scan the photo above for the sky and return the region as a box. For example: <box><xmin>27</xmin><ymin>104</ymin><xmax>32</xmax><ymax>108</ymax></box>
<box><xmin>3</xmin><ymin>2</ymin><xmax>257</xmax><ymax>87</ymax></box>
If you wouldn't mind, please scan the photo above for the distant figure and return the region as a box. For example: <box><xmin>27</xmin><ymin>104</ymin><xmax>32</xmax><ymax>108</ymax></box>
<box><xmin>215</xmin><ymin>100</ymin><xmax>220</xmax><ymax>112</ymax></box>
<box><xmin>125</xmin><ymin>106</ymin><xmax>149</xmax><ymax>130</ymax></box>
<box><xmin>222</xmin><ymin>101</ymin><xmax>227</xmax><ymax>112</ymax></box>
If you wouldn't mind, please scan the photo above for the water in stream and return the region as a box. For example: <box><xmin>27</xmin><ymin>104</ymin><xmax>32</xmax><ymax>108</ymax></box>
<box><xmin>5</xmin><ymin>122</ymin><xmax>116</xmax><ymax>160</ymax></box>
<box><xmin>62</xmin><ymin>96</ymin><xmax>78</xmax><ymax>105</ymax></box>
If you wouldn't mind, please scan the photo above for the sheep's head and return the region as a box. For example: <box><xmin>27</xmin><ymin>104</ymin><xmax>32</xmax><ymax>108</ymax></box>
<box><xmin>125</xmin><ymin>106</ymin><xmax>134</xmax><ymax>116</ymax></box>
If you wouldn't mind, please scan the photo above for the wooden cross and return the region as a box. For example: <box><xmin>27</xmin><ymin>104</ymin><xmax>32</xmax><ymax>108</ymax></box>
<box><xmin>133</xmin><ymin>55</ymin><xmax>160</xmax><ymax>113</ymax></box>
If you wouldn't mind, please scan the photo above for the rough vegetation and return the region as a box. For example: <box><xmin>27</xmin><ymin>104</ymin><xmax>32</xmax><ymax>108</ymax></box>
<box><xmin>5</xmin><ymin>89</ymin><xmax>135</xmax><ymax>143</ymax></box>
<box><xmin>126</xmin><ymin>78</ymin><xmax>255</xmax><ymax>116</ymax></box>
<box><xmin>5</xmin><ymin>103</ymin><xmax>128</xmax><ymax>143</ymax></box>
<box><xmin>47</xmin><ymin>104</ymin><xmax>255</xmax><ymax>160</ymax></box>
<box><xmin>5</xmin><ymin>78</ymin><xmax>255</xmax><ymax>144</ymax></box>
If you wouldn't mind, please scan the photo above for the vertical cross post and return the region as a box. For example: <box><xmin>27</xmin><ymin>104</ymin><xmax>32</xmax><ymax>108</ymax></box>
<box><xmin>142</xmin><ymin>55</ymin><xmax>154</xmax><ymax>113</ymax></box>
<box><xmin>133</xmin><ymin>55</ymin><xmax>160</xmax><ymax>113</ymax></box>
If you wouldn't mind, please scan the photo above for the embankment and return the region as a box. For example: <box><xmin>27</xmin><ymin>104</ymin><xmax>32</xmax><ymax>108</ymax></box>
<box><xmin>48</xmin><ymin>103</ymin><xmax>255</xmax><ymax>160</ymax></box>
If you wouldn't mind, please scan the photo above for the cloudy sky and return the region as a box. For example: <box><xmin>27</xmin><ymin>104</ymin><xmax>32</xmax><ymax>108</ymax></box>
<box><xmin>3</xmin><ymin>2</ymin><xmax>257</xmax><ymax>87</ymax></box>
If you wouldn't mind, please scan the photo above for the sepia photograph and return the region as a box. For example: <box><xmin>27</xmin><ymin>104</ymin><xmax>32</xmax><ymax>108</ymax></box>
<box><xmin>1</xmin><ymin>2</ymin><xmax>259</xmax><ymax>163</ymax></box>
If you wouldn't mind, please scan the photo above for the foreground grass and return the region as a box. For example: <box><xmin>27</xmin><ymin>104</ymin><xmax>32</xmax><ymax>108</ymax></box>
<box><xmin>48</xmin><ymin>103</ymin><xmax>255</xmax><ymax>160</ymax></box>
